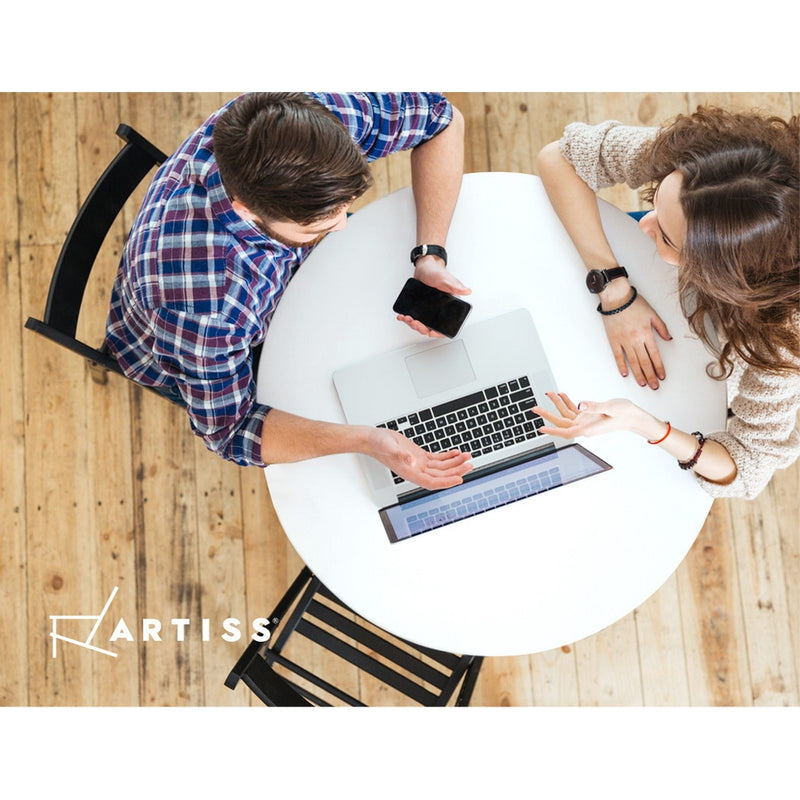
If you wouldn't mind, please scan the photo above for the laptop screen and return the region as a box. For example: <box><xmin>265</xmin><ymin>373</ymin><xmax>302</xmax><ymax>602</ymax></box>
<box><xmin>378</xmin><ymin>443</ymin><xmax>612</xmax><ymax>543</ymax></box>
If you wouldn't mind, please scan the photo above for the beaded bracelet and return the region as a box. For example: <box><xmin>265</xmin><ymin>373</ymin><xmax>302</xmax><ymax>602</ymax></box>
<box><xmin>597</xmin><ymin>287</ymin><xmax>638</xmax><ymax>316</ymax></box>
<box><xmin>678</xmin><ymin>431</ymin><xmax>706</xmax><ymax>470</ymax></box>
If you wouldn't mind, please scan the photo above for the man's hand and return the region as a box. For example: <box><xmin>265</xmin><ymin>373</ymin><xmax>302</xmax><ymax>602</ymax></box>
<box><xmin>396</xmin><ymin>255</ymin><xmax>472</xmax><ymax>338</ymax></box>
<box><xmin>365</xmin><ymin>425</ymin><xmax>472</xmax><ymax>490</ymax></box>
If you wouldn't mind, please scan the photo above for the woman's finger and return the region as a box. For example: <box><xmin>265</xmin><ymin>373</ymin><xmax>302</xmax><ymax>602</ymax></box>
<box><xmin>545</xmin><ymin>391</ymin><xmax>576</xmax><ymax>418</ymax></box>
<box><xmin>556</xmin><ymin>392</ymin><xmax>581</xmax><ymax>414</ymax></box>
<box><xmin>531</xmin><ymin>405</ymin><xmax>574</xmax><ymax>429</ymax></box>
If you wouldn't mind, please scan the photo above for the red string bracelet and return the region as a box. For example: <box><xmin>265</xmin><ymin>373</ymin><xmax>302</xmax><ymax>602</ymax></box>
<box><xmin>647</xmin><ymin>421</ymin><xmax>672</xmax><ymax>445</ymax></box>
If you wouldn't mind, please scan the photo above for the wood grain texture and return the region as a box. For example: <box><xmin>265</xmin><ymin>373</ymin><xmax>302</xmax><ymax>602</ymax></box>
<box><xmin>2</xmin><ymin>91</ymin><xmax>797</xmax><ymax>707</ymax></box>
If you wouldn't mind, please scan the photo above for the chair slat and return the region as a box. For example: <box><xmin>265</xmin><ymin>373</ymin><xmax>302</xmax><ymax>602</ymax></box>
<box><xmin>307</xmin><ymin>599</ymin><xmax>452</xmax><ymax>689</ymax></box>
<box><xmin>315</xmin><ymin>581</ymin><xmax>463</xmax><ymax>669</ymax></box>
<box><xmin>264</xmin><ymin>651</ymin><xmax>364</xmax><ymax>706</ymax></box>
<box><xmin>296</xmin><ymin>618</ymin><xmax>441</xmax><ymax>705</ymax></box>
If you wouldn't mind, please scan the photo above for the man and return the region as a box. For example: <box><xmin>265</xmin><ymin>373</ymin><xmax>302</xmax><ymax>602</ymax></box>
<box><xmin>106</xmin><ymin>92</ymin><xmax>472</xmax><ymax>490</ymax></box>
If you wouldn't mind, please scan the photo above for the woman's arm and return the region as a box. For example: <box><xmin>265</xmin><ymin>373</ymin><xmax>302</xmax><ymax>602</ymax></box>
<box><xmin>534</xmin><ymin>392</ymin><xmax>738</xmax><ymax>485</ymax></box>
<box><xmin>536</xmin><ymin>141</ymin><xmax>671</xmax><ymax>390</ymax></box>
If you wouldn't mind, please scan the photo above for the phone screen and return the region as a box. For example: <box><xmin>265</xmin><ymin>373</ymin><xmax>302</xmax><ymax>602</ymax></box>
<box><xmin>392</xmin><ymin>278</ymin><xmax>472</xmax><ymax>338</ymax></box>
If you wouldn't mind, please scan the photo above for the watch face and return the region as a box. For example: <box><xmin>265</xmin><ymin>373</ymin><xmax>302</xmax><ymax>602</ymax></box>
<box><xmin>586</xmin><ymin>270</ymin><xmax>606</xmax><ymax>293</ymax></box>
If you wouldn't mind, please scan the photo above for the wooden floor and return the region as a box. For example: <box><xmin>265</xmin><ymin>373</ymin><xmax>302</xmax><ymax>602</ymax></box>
<box><xmin>2</xmin><ymin>92</ymin><xmax>798</xmax><ymax>707</ymax></box>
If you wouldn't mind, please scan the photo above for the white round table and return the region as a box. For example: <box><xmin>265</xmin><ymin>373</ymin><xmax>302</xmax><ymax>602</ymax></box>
<box><xmin>257</xmin><ymin>172</ymin><xmax>726</xmax><ymax>657</ymax></box>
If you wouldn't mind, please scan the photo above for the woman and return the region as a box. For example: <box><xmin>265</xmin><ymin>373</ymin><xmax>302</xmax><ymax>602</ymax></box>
<box><xmin>534</xmin><ymin>106</ymin><xmax>799</xmax><ymax>499</ymax></box>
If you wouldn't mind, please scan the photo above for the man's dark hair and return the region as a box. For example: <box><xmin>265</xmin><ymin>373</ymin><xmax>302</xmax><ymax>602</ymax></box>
<box><xmin>213</xmin><ymin>92</ymin><xmax>373</xmax><ymax>224</ymax></box>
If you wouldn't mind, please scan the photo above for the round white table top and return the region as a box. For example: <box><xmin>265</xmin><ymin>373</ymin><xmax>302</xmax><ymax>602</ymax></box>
<box><xmin>257</xmin><ymin>172</ymin><xmax>726</xmax><ymax>657</ymax></box>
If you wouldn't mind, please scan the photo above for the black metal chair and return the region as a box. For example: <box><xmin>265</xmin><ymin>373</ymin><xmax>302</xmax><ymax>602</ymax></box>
<box><xmin>24</xmin><ymin>124</ymin><xmax>173</xmax><ymax>397</ymax></box>
<box><xmin>225</xmin><ymin>566</ymin><xmax>484</xmax><ymax>706</ymax></box>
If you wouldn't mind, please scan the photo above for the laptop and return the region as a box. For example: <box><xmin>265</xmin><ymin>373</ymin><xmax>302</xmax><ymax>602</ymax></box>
<box><xmin>332</xmin><ymin>308</ymin><xmax>611</xmax><ymax>540</ymax></box>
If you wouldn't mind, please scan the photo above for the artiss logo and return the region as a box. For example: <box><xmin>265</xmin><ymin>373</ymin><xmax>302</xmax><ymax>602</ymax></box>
<box><xmin>49</xmin><ymin>586</ymin><xmax>271</xmax><ymax>658</ymax></box>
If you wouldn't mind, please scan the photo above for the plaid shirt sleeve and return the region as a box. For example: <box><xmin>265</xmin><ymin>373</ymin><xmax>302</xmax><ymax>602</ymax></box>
<box><xmin>147</xmin><ymin>304</ymin><xmax>269</xmax><ymax>466</ymax></box>
<box><xmin>310</xmin><ymin>92</ymin><xmax>454</xmax><ymax>161</ymax></box>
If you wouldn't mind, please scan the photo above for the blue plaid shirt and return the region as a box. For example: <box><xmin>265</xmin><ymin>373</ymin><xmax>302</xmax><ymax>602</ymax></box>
<box><xmin>106</xmin><ymin>92</ymin><xmax>454</xmax><ymax>466</ymax></box>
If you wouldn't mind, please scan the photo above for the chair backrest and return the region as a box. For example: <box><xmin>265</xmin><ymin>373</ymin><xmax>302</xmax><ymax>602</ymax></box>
<box><xmin>225</xmin><ymin>567</ymin><xmax>484</xmax><ymax>706</ymax></box>
<box><xmin>25</xmin><ymin>124</ymin><xmax>168</xmax><ymax>375</ymax></box>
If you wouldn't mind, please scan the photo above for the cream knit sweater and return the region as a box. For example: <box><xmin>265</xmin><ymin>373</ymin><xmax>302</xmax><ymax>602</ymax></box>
<box><xmin>559</xmin><ymin>120</ymin><xmax>800</xmax><ymax>499</ymax></box>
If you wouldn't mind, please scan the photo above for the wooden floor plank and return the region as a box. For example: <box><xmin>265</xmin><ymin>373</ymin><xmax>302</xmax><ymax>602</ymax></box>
<box><xmin>729</xmin><ymin>484</ymin><xmax>799</xmax><ymax>706</ymax></box>
<box><xmin>130</xmin><ymin>388</ymin><xmax>206</xmax><ymax>705</ymax></box>
<box><xmin>22</xmin><ymin>240</ymin><xmax>98</xmax><ymax>704</ymax></box>
<box><xmin>471</xmin><ymin>655</ymin><xmax>534</xmax><ymax>706</ymax></box>
<box><xmin>634</xmin><ymin>574</ymin><xmax>691</xmax><ymax>705</ymax></box>
<box><xmin>484</xmin><ymin>92</ymin><xmax>536</xmax><ymax>172</ymax></box>
<box><xmin>677</xmin><ymin>501</ymin><xmax>752</xmax><ymax>705</ymax></box>
<box><xmin>237</xmin><ymin>468</ymin><xmax>296</xmax><ymax>706</ymax></box>
<box><xmin>0</xmin><ymin>228</ymin><xmax>28</xmax><ymax>704</ymax></box>
<box><xmin>1</xmin><ymin>93</ymin><xmax>28</xmax><ymax>707</ymax></box>
<box><xmin>575</xmin><ymin>614</ymin><xmax>644</xmax><ymax>706</ymax></box>
<box><xmin>529</xmin><ymin>646</ymin><xmax>580</xmax><ymax>706</ymax></box>
<box><xmin>771</xmin><ymin>461</ymin><xmax>800</xmax><ymax>703</ymax></box>
<box><xmin>194</xmin><ymin>447</ymin><xmax>249</xmax><ymax>706</ymax></box>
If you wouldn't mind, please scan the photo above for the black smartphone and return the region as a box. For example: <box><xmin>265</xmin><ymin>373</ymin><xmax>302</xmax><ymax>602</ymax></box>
<box><xmin>392</xmin><ymin>278</ymin><xmax>472</xmax><ymax>338</ymax></box>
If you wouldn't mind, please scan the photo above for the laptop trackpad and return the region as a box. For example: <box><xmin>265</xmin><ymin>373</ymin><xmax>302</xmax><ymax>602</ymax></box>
<box><xmin>405</xmin><ymin>339</ymin><xmax>476</xmax><ymax>399</ymax></box>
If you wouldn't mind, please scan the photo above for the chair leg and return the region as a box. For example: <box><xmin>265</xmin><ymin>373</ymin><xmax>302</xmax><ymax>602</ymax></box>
<box><xmin>455</xmin><ymin>656</ymin><xmax>484</xmax><ymax>706</ymax></box>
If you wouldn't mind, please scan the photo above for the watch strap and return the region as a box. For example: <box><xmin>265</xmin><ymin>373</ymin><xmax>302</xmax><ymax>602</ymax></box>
<box><xmin>410</xmin><ymin>244</ymin><xmax>448</xmax><ymax>266</ymax></box>
<box><xmin>602</xmin><ymin>266</ymin><xmax>628</xmax><ymax>282</ymax></box>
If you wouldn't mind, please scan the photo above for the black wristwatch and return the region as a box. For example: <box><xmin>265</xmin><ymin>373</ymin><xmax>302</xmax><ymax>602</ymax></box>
<box><xmin>586</xmin><ymin>266</ymin><xmax>628</xmax><ymax>294</ymax></box>
<box><xmin>410</xmin><ymin>244</ymin><xmax>448</xmax><ymax>266</ymax></box>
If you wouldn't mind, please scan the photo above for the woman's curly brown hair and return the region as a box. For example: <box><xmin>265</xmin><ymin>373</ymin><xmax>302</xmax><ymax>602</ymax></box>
<box><xmin>642</xmin><ymin>106</ymin><xmax>799</xmax><ymax>378</ymax></box>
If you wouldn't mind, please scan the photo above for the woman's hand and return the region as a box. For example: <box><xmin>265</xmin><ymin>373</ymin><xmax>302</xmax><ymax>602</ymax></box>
<box><xmin>532</xmin><ymin>392</ymin><xmax>649</xmax><ymax>439</ymax></box>
<box><xmin>365</xmin><ymin>426</ymin><xmax>473</xmax><ymax>490</ymax></box>
<box><xmin>396</xmin><ymin>255</ymin><xmax>472</xmax><ymax>338</ymax></box>
<box><xmin>533</xmin><ymin>392</ymin><xmax>738</xmax><ymax>485</ymax></box>
<box><xmin>599</xmin><ymin>286</ymin><xmax>672</xmax><ymax>390</ymax></box>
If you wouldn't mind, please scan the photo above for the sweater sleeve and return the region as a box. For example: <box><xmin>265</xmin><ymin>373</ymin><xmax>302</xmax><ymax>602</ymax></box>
<box><xmin>558</xmin><ymin>121</ymin><xmax>659</xmax><ymax>191</ymax></box>
<box><xmin>695</xmin><ymin>355</ymin><xmax>800</xmax><ymax>500</ymax></box>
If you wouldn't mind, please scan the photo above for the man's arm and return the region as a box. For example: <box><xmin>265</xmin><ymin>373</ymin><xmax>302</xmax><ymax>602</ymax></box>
<box><xmin>259</xmin><ymin>408</ymin><xmax>472</xmax><ymax>490</ymax></box>
<box><xmin>411</xmin><ymin>105</ymin><xmax>465</xmax><ymax>265</ymax></box>
<box><xmin>399</xmin><ymin>105</ymin><xmax>471</xmax><ymax>337</ymax></box>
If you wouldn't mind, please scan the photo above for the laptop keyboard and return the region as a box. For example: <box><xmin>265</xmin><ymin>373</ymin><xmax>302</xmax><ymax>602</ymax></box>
<box><xmin>377</xmin><ymin>375</ymin><xmax>547</xmax><ymax>485</ymax></box>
